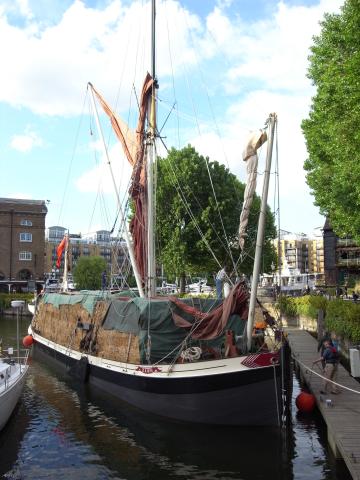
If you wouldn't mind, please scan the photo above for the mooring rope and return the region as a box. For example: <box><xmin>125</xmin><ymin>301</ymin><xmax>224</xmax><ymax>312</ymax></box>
<box><xmin>272</xmin><ymin>362</ymin><xmax>281</xmax><ymax>427</ymax></box>
<box><xmin>293</xmin><ymin>355</ymin><xmax>360</xmax><ymax>395</ymax></box>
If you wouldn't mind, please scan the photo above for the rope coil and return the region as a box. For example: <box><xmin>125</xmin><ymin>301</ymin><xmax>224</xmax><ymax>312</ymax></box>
<box><xmin>180</xmin><ymin>346</ymin><xmax>202</xmax><ymax>362</ymax></box>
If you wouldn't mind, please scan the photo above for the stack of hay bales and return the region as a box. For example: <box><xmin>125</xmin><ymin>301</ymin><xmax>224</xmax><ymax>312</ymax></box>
<box><xmin>33</xmin><ymin>298</ymin><xmax>140</xmax><ymax>364</ymax></box>
<box><xmin>33</xmin><ymin>301</ymin><xmax>92</xmax><ymax>348</ymax></box>
<box><xmin>94</xmin><ymin>300</ymin><xmax>140</xmax><ymax>364</ymax></box>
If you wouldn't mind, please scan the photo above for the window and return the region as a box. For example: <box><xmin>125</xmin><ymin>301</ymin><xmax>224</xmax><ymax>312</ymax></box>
<box><xmin>20</xmin><ymin>219</ymin><xmax>32</xmax><ymax>226</ymax></box>
<box><xmin>48</xmin><ymin>228</ymin><xmax>66</xmax><ymax>240</ymax></box>
<box><xmin>19</xmin><ymin>251</ymin><xmax>32</xmax><ymax>261</ymax></box>
<box><xmin>20</xmin><ymin>232</ymin><xmax>32</xmax><ymax>242</ymax></box>
<box><xmin>97</xmin><ymin>232</ymin><xmax>110</xmax><ymax>242</ymax></box>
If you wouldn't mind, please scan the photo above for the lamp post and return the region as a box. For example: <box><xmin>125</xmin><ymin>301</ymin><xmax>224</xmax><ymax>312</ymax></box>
<box><xmin>305</xmin><ymin>268</ymin><xmax>309</xmax><ymax>294</ymax></box>
<box><xmin>11</xmin><ymin>300</ymin><xmax>25</xmax><ymax>369</ymax></box>
<box><xmin>271</xmin><ymin>261</ymin><xmax>275</xmax><ymax>285</ymax></box>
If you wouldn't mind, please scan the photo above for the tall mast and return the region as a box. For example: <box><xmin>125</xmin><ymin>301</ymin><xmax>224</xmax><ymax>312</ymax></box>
<box><xmin>246</xmin><ymin>113</ymin><xmax>277</xmax><ymax>351</ymax></box>
<box><xmin>89</xmin><ymin>88</ymin><xmax>145</xmax><ymax>298</ymax></box>
<box><xmin>146</xmin><ymin>0</ymin><xmax>157</xmax><ymax>297</ymax></box>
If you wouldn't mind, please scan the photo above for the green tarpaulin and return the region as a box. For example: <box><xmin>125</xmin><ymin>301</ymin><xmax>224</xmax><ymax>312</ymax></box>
<box><xmin>42</xmin><ymin>293</ymin><xmax>246</xmax><ymax>364</ymax></box>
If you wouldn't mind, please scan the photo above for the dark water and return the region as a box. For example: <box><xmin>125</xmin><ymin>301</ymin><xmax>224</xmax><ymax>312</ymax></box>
<box><xmin>0</xmin><ymin>315</ymin><xmax>351</xmax><ymax>480</ymax></box>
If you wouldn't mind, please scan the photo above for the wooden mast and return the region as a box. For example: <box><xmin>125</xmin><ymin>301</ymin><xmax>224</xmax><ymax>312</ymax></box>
<box><xmin>146</xmin><ymin>0</ymin><xmax>157</xmax><ymax>297</ymax></box>
<box><xmin>246</xmin><ymin>113</ymin><xmax>277</xmax><ymax>351</ymax></box>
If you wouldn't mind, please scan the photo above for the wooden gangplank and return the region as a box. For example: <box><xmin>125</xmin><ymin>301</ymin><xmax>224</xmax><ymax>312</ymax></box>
<box><xmin>286</xmin><ymin>328</ymin><xmax>360</xmax><ymax>480</ymax></box>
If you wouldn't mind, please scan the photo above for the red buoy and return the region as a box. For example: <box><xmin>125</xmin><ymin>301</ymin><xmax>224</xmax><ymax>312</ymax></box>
<box><xmin>295</xmin><ymin>391</ymin><xmax>316</xmax><ymax>413</ymax></box>
<box><xmin>23</xmin><ymin>335</ymin><xmax>34</xmax><ymax>347</ymax></box>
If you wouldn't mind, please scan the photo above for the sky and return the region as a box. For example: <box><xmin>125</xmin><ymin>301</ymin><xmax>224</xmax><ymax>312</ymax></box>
<box><xmin>0</xmin><ymin>0</ymin><xmax>344</xmax><ymax>239</ymax></box>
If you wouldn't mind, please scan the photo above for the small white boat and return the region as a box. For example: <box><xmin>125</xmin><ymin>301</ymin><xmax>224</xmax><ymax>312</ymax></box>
<box><xmin>27</xmin><ymin>302</ymin><xmax>35</xmax><ymax>315</ymax></box>
<box><xmin>0</xmin><ymin>353</ymin><xmax>29</xmax><ymax>431</ymax></box>
<box><xmin>0</xmin><ymin>300</ymin><xmax>30</xmax><ymax>431</ymax></box>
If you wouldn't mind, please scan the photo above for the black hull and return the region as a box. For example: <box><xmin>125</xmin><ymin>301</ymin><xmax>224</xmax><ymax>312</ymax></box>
<box><xmin>33</xmin><ymin>340</ymin><xmax>285</xmax><ymax>426</ymax></box>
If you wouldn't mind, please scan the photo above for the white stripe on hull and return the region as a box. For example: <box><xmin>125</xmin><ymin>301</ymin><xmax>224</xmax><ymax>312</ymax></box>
<box><xmin>0</xmin><ymin>366</ymin><xmax>28</xmax><ymax>431</ymax></box>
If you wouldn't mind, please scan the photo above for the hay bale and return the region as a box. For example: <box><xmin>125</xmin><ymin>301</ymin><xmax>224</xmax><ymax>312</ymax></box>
<box><xmin>96</xmin><ymin>330</ymin><xmax>140</xmax><ymax>364</ymax></box>
<box><xmin>34</xmin><ymin>302</ymin><xmax>90</xmax><ymax>351</ymax></box>
<box><xmin>33</xmin><ymin>299</ymin><xmax>140</xmax><ymax>363</ymax></box>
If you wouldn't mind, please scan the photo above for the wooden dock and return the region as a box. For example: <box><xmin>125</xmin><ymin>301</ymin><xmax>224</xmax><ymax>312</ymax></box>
<box><xmin>286</xmin><ymin>328</ymin><xmax>360</xmax><ymax>480</ymax></box>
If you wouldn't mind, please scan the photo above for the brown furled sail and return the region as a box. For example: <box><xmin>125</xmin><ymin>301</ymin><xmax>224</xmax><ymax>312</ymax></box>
<box><xmin>90</xmin><ymin>73</ymin><xmax>154</xmax><ymax>284</ymax></box>
<box><xmin>170</xmin><ymin>283</ymin><xmax>249</xmax><ymax>340</ymax></box>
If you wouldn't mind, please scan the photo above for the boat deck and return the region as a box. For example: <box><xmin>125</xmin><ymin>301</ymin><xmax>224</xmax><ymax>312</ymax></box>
<box><xmin>286</xmin><ymin>328</ymin><xmax>360</xmax><ymax>480</ymax></box>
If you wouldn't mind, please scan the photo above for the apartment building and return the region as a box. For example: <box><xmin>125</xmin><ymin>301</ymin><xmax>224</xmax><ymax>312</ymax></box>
<box><xmin>45</xmin><ymin>226</ymin><xmax>129</xmax><ymax>285</ymax></box>
<box><xmin>273</xmin><ymin>230</ymin><xmax>324</xmax><ymax>274</ymax></box>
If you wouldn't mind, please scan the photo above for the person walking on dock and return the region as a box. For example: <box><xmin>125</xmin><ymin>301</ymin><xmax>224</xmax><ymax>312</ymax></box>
<box><xmin>314</xmin><ymin>340</ymin><xmax>340</xmax><ymax>394</ymax></box>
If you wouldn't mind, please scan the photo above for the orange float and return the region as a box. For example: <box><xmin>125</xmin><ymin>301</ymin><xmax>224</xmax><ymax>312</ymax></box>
<box><xmin>23</xmin><ymin>335</ymin><xmax>34</xmax><ymax>347</ymax></box>
<box><xmin>295</xmin><ymin>391</ymin><xmax>316</xmax><ymax>412</ymax></box>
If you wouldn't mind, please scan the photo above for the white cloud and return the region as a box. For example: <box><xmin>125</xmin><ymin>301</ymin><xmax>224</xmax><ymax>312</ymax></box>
<box><xmin>1</xmin><ymin>0</ymin><xmax>34</xmax><ymax>20</ymax></box>
<box><xmin>0</xmin><ymin>0</ymin><xmax>202</xmax><ymax>116</ymax></box>
<box><xmin>0</xmin><ymin>0</ymin><xmax>346</xmax><ymax>235</ymax></box>
<box><xmin>16</xmin><ymin>0</ymin><xmax>34</xmax><ymax>19</ymax></box>
<box><xmin>205</xmin><ymin>0</ymin><xmax>343</xmax><ymax>95</ymax></box>
<box><xmin>10</xmin><ymin>127</ymin><xmax>43</xmax><ymax>152</ymax></box>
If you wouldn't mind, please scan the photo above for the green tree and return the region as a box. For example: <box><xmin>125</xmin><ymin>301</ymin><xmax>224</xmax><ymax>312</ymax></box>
<box><xmin>73</xmin><ymin>256</ymin><xmax>107</xmax><ymax>290</ymax></box>
<box><xmin>156</xmin><ymin>145</ymin><xmax>276</xmax><ymax>285</ymax></box>
<box><xmin>302</xmin><ymin>0</ymin><xmax>360</xmax><ymax>240</ymax></box>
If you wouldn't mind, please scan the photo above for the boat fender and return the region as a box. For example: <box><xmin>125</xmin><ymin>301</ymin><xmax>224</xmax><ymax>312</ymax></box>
<box><xmin>23</xmin><ymin>335</ymin><xmax>34</xmax><ymax>347</ymax></box>
<box><xmin>295</xmin><ymin>391</ymin><xmax>316</xmax><ymax>413</ymax></box>
<box><xmin>68</xmin><ymin>356</ymin><xmax>89</xmax><ymax>383</ymax></box>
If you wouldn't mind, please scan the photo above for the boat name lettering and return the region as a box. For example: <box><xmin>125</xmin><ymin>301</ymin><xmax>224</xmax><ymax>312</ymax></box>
<box><xmin>136</xmin><ymin>366</ymin><xmax>162</xmax><ymax>374</ymax></box>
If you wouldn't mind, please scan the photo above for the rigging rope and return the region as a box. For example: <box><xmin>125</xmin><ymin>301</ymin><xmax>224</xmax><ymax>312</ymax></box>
<box><xmin>165</xmin><ymin>0</ymin><xmax>181</xmax><ymax>148</ymax></box>
<box><xmin>161</xmin><ymin>152</ymin><xmax>230</xmax><ymax>274</ymax></box>
<box><xmin>57</xmin><ymin>89</ymin><xmax>88</xmax><ymax>227</ymax></box>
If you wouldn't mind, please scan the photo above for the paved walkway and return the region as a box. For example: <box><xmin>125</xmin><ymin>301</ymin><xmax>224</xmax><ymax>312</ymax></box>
<box><xmin>286</xmin><ymin>328</ymin><xmax>360</xmax><ymax>480</ymax></box>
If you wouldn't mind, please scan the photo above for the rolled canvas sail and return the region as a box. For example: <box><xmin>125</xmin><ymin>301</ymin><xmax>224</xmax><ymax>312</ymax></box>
<box><xmin>238</xmin><ymin>130</ymin><xmax>267</xmax><ymax>250</ymax></box>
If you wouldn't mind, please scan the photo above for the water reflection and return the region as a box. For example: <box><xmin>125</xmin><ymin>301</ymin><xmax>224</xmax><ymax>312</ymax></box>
<box><xmin>0</xmin><ymin>315</ymin><xmax>352</xmax><ymax>479</ymax></box>
<box><xmin>0</xmin><ymin>400</ymin><xmax>30</xmax><ymax>477</ymax></box>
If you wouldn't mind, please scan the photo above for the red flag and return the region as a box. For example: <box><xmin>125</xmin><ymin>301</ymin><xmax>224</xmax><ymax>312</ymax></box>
<box><xmin>56</xmin><ymin>236</ymin><xmax>67</xmax><ymax>268</ymax></box>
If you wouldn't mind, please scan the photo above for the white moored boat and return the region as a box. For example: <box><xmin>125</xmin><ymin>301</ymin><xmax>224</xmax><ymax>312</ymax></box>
<box><xmin>0</xmin><ymin>301</ymin><xmax>30</xmax><ymax>431</ymax></box>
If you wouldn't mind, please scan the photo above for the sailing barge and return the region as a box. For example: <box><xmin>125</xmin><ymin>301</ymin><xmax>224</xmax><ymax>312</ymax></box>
<box><xmin>30</xmin><ymin>0</ymin><xmax>289</xmax><ymax>427</ymax></box>
<box><xmin>31</xmin><ymin>283</ymin><xmax>288</xmax><ymax>426</ymax></box>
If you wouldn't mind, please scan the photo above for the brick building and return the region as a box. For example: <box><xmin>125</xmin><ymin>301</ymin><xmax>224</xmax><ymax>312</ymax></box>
<box><xmin>0</xmin><ymin>198</ymin><xmax>47</xmax><ymax>291</ymax></box>
<box><xmin>323</xmin><ymin>218</ymin><xmax>360</xmax><ymax>285</ymax></box>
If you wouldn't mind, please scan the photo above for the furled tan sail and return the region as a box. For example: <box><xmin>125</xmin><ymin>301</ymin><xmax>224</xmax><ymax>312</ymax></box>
<box><xmin>239</xmin><ymin>130</ymin><xmax>267</xmax><ymax>250</ymax></box>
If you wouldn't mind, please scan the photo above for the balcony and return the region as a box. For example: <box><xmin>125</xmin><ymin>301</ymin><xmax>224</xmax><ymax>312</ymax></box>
<box><xmin>337</xmin><ymin>238</ymin><xmax>358</xmax><ymax>247</ymax></box>
<box><xmin>337</xmin><ymin>258</ymin><xmax>360</xmax><ymax>266</ymax></box>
